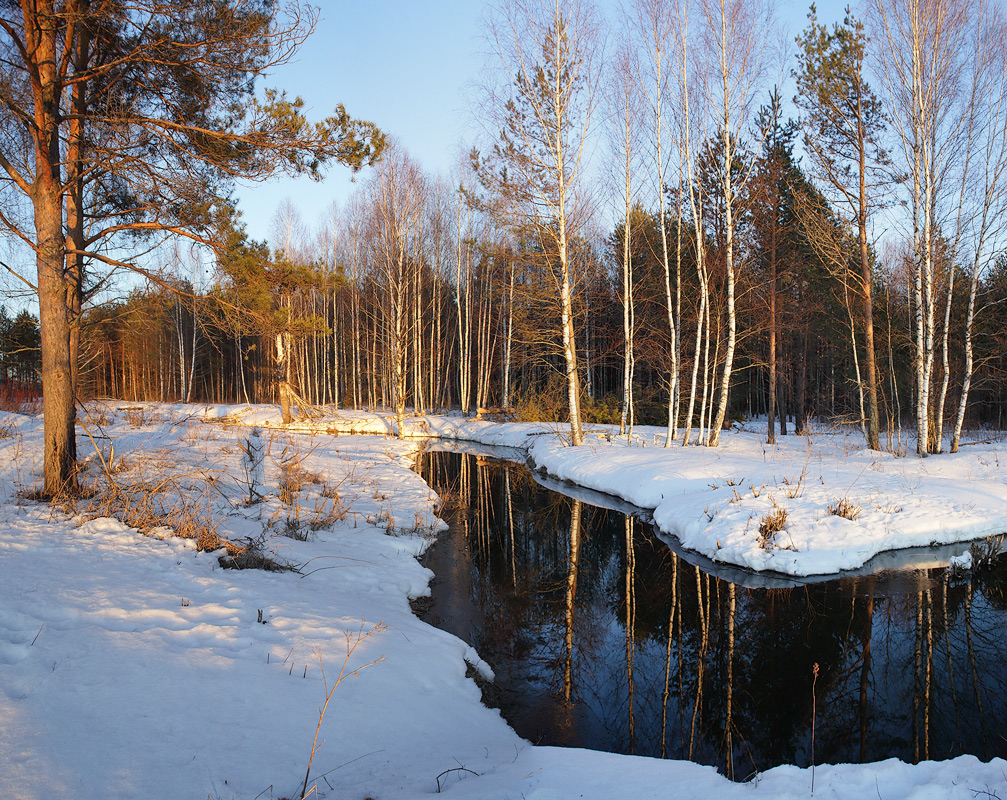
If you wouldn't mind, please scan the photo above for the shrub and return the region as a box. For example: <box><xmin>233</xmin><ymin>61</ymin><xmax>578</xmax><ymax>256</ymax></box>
<box><xmin>581</xmin><ymin>394</ymin><xmax>621</xmax><ymax>425</ymax></box>
<box><xmin>511</xmin><ymin>374</ymin><xmax>568</xmax><ymax>423</ymax></box>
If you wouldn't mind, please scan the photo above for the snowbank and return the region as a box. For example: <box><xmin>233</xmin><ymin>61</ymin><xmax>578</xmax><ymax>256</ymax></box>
<box><xmin>410</xmin><ymin>414</ymin><xmax>1006</xmax><ymax>577</ymax></box>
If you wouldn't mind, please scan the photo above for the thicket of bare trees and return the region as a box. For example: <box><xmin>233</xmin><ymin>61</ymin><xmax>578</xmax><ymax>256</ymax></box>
<box><xmin>40</xmin><ymin>0</ymin><xmax>1007</xmax><ymax>461</ymax></box>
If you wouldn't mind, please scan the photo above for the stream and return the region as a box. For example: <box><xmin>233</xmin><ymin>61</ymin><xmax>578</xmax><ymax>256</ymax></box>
<box><xmin>415</xmin><ymin>446</ymin><xmax>1007</xmax><ymax>779</ymax></box>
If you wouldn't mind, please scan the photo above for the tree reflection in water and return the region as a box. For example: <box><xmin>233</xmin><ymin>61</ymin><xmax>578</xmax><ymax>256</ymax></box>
<box><xmin>416</xmin><ymin>451</ymin><xmax>1007</xmax><ymax>778</ymax></box>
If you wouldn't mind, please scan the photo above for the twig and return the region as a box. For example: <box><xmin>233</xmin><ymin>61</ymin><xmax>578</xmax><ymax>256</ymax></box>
<box><xmin>435</xmin><ymin>767</ymin><xmax>480</xmax><ymax>793</ymax></box>
<box><xmin>299</xmin><ymin>621</ymin><xmax>386</xmax><ymax>800</ymax></box>
<box><xmin>312</xmin><ymin>749</ymin><xmax>386</xmax><ymax>780</ymax></box>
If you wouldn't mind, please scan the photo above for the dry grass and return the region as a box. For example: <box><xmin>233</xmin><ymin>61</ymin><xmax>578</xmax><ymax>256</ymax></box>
<box><xmin>83</xmin><ymin>403</ymin><xmax>113</xmax><ymax>427</ymax></box>
<box><xmin>272</xmin><ymin>443</ymin><xmax>348</xmax><ymax>540</ymax></box>
<box><xmin>782</xmin><ymin>467</ymin><xmax>808</xmax><ymax>499</ymax></box>
<box><xmin>828</xmin><ymin>497</ymin><xmax>862</xmax><ymax>521</ymax></box>
<box><xmin>121</xmin><ymin>406</ymin><xmax>153</xmax><ymax>428</ymax></box>
<box><xmin>276</xmin><ymin>445</ymin><xmax>322</xmax><ymax>506</ymax></box>
<box><xmin>970</xmin><ymin>534</ymin><xmax>1004</xmax><ymax>572</ymax></box>
<box><xmin>82</xmin><ymin>470</ymin><xmax>225</xmax><ymax>548</ymax></box>
<box><xmin>308</xmin><ymin>496</ymin><xmax>347</xmax><ymax>531</ymax></box>
<box><xmin>71</xmin><ymin>423</ymin><xmax>359</xmax><ymax>573</ymax></box>
<box><xmin>74</xmin><ymin>427</ymin><xmax>296</xmax><ymax>571</ymax></box>
<box><xmin>83</xmin><ymin>474</ymin><xmax>295</xmax><ymax>572</ymax></box>
<box><xmin>758</xmin><ymin>503</ymin><xmax>789</xmax><ymax>549</ymax></box>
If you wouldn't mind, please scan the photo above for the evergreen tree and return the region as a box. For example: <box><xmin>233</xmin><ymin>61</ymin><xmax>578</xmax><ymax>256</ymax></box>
<box><xmin>751</xmin><ymin>89</ymin><xmax>799</xmax><ymax>443</ymax></box>
<box><xmin>0</xmin><ymin>1</ymin><xmax>384</xmax><ymax>495</ymax></box>
<box><xmin>794</xmin><ymin>5</ymin><xmax>888</xmax><ymax>450</ymax></box>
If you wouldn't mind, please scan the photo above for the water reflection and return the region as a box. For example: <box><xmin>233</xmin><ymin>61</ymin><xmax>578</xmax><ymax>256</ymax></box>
<box><xmin>416</xmin><ymin>450</ymin><xmax>1007</xmax><ymax>777</ymax></box>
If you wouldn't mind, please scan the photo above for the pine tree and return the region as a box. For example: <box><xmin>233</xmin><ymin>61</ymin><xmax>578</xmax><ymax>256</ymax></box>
<box><xmin>795</xmin><ymin>5</ymin><xmax>888</xmax><ymax>451</ymax></box>
<box><xmin>0</xmin><ymin>1</ymin><xmax>383</xmax><ymax>495</ymax></box>
<box><xmin>751</xmin><ymin>89</ymin><xmax>799</xmax><ymax>444</ymax></box>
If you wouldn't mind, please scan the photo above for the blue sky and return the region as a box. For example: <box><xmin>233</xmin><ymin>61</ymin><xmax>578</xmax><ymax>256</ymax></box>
<box><xmin>235</xmin><ymin>0</ymin><xmax>853</xmax><ymax>246</ymax></box>
<box><xmin>235</xmin><ymin>0</ymin><xmax>486</xmax><ymax>241</ymax></box>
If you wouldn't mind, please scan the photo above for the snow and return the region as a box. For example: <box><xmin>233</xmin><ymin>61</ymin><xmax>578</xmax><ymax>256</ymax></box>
<box><xmin>0</xmin><ymin>402</ymin><xmax>1003</xmax><ymax>799</ymax></box>
<box><xmin>950</xmin><ymin>549</ymin><xmax>974</xmax><ymax>570</ymax></box>
<box><xmin>398</xmin><ymin>415</ymin><xmax>1001</xmax><ymax>577</ymax></box>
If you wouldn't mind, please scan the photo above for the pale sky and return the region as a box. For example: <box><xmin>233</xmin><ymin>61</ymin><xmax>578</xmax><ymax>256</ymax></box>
<box><xmin>235</xmin><ymin>0</ymin><xmax>853</xmax><ymax>247</ymax></box>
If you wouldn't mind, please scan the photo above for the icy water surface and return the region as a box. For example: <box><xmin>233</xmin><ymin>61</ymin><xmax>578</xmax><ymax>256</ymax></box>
<box><xmin>416</xmin><ymin>448</ymin><xmax>1007</xmax><ymax>779</ymax></box>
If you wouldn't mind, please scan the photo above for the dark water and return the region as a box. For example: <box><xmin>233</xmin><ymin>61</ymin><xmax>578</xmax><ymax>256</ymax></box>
<box><xmin>416</xmin><ymin>448</ymin><xmax>1007</xmax><ymax>779</ymax></box>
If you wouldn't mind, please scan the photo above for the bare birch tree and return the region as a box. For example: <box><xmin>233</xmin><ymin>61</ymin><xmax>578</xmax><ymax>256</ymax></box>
<box><xmin>476</xmin><ymin>0</ymin><xmax>602</xmax><ymax>446</ymax></box>
<box><xmin>699</xmin><ymin>0</ymin><xmax>775</xmax><ymax>446</ymax></box>
<box><xmin>949</xmin><ymin>4</ymin><xmax>1007</xmax><ymax>450</ymax></box>
<box><xmin>632</xmin><ymin>0</ymin><xmax>681</xmax><ymax>443</ymax></box>
<box><xmin>606</xmin><ymin>35</ymin><xmax>644</xmax><ymax>437</ymax></box>
<box><xmin>366</xmin><ymin>145</ymin><xmax>428</xmax><ymax>437</ymax></box>
<box><xmin>671</xmin><ymin>0</ymin><xmax>713</xmax><ymax>447</ymax></box>
<box><xmin>872</xmin><ymin>0</ymin><xmax>1007</xmax><ymax>455</ymax></box>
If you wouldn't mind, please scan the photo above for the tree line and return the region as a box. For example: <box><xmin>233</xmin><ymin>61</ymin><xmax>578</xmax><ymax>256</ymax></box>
<box><xmin>73</xmin><ymin>0</ymin><xmax>1007</xmax><ymax>461</ymax></box>
<box><xmin>5</xmin><ymin>0</ymin><xmax>1007</xmax><ymax>493</ymax></box>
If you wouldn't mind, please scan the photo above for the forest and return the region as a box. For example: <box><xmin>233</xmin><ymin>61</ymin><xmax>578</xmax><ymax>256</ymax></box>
<box><xmin>7</xmin><ymin>0</ymin><xmax>1007</xmax><ymax>487</ymax></box>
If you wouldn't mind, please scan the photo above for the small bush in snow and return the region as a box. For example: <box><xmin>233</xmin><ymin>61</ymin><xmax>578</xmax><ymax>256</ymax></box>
<box><xmin>239</xmin><ymin>427</ymin><xmax>265</xmax><ymax>504</ymax></box>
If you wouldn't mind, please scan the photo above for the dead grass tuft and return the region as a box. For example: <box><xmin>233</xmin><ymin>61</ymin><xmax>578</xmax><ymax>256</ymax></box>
<box><xmin>828</xmin><ymin>497</ymin><xmax>862</xmax><ymax>521</ymax></box>
<box><xmin>83</xmin><ymin>474</ymin><xmax>225</xmax><ymax>549</ymax></box>
<box><xmin>120</xmin><ymin>406</ymin><xmax>152</xmax><ymax>428</ymax></box>
<box><xmin>276</xmin><ymin>445</ymin><xmax>322</xmax><ymax>506</ymax></box>
<box><xmin>781</xmin><ymin>467</ymin><xmax>808</xmax><ymax>499</ymax></box>
<box><xmin>758</xmin><ymin>503</ymin><xmax>789</xmax><ymax>549</ymax></box>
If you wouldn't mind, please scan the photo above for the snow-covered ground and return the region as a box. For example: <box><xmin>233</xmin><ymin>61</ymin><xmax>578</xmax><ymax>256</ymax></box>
<box><xmin>1</xmin><ymin>402</ymin><xmax>1004</xmax><ymax>799</ymax></box>
<box><xmin>287</xmin><ymin>408</ymin><xmax>1007</xmax><ymax>576</ymax></box>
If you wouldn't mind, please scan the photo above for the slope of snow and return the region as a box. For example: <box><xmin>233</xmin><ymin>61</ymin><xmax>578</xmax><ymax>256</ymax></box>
<box><xmin>0</xmin><ymin>403</ymin><xmax>1003</xmax><ymax>799</ymax></box>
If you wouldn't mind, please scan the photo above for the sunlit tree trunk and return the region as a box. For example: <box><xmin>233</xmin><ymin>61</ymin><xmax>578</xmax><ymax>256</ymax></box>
<box><xmin>703</xmin><ymin>0</ymin><xmax>773</xmax><ymax>445</ymax></box>
<box><xmin>480</xmin><ymin>0</ymin><xmax>600</xmax><ymax>446</ymax></box>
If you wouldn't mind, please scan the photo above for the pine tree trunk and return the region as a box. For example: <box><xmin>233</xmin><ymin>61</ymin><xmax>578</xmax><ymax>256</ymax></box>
<box><xmin>38</xmin><ymin>191</ymin><xmax>78</xmax><ymax>494</ymax></box>
<box><xmin>186</xmin><ymin>296</ymin><xmax>198</xmax><ymax>403</ymax></box>
<box><xmin>767</xmin><ymin>227</ymin><xmax>777</xmax><ymax>445</ymax></box>
<box><xmin>859</xmin><ymin>140</ymin><xmax>881</xmax><ymax>451</ymax></box>
<box><xmin>26</xmin><ymin>1</ymin><xmax>77</xmax><ymax>495</ymax></box>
